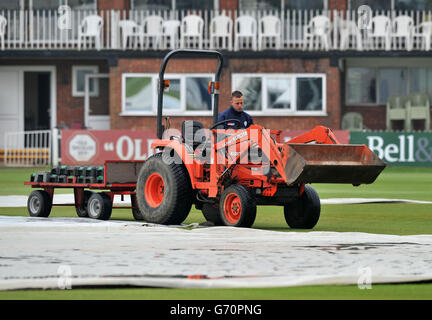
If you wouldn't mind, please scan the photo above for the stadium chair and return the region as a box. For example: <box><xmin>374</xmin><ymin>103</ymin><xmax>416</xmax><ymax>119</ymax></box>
<box><xmin>258</xmin><ymin>15</ymin><xmax>281</xmax><ymax>50</ymax></box>
<box><xmin>339</xmin><ymin>19</ymin><xmax>363</xmax><ymax>50</ymax></box>
<box><xmin>386</xmin><ymin>94</ymin><xmax>409</xmax><ymax>130</ymax></box>
<box><xmin>234</xmin><ymin>15</ymin><xmax>257</xmax><ymax>51</ymax></box>
<box><xmin>210</xmin><ymin>14</ymin><xmax>233</xmax><ymax>50</ymax></box>
<box><xmin>406</xmin><ymin>92</ymin><xmax>430</xmax><ymax>131</ymax></box>
<box><xmin>180</xmin><ymin>15</ymin><xmax>204</xmax><ymax>49</ymax></box>
<box><xmin>0</xmin><ymin>15</ymin><xmax>6</xmax><ymax>50</ymax></box>
<box><xmin>413</xmin><ymin>21</ymin><xmax>432</xmax><ymax>50</ymax></box>
<box><xmin>341</xmin><ymin>112</ymin><xmax>363</xmax><ymax>131</ymax></box>
<box><xmin>77</xmin><ymin>15</ymin><xmax>103</xmax><ymax>50</ymax></box>
<box><xmin>391</xmin><ymin>15</ymin><xmax>414</xmax><ymax>51</ymax></box>
<box><xmin>303</xmin><ymin>15</ymin><xmax>332</xmax><ymax>50</ymax></box>
<box><xmin>161</xmin><ymin>20</ymin><xmax>180</xmax><ymax>49</ymax></box>
<box><xmin>368</xmin><ymin>15</ymin><xmax>391</xmax><ymax>50</ymax></box>
<box><xmin>141</xmin><ymin>15</ymin><xmax>163</xmax><ymax>50</ymax></box>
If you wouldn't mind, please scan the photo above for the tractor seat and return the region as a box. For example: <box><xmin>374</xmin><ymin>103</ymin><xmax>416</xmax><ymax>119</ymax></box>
<box><xmin>182</xmin><ymin>120</ymin><xmax>206</xmax><ymax>149</ymax></box>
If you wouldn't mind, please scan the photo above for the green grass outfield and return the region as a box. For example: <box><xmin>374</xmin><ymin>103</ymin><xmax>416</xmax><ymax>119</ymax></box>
<box><xmin>0</xmin><ymin>166</ymin><xmax>431</xmax><ymax>300</ymax></box>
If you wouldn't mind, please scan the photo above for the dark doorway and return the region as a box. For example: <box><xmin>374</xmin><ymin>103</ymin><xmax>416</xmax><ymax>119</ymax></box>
<box><xmin>24</xmin><ymin>72</ymin><xmax>51</xmax><ymax>131</ymax></box>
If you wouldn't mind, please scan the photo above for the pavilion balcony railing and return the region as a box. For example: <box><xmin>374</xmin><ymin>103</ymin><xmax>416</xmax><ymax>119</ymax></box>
<box><xmin>0</xmin><ymin>8</ymin><xmax>431</xmax><ymax>51</ymax></box>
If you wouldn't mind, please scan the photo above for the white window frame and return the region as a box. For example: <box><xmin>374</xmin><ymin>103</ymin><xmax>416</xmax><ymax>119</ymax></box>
<box><xmin>232</xmin><ymin>73</ymin><xmax>327</xmax><ymax>116</ymax></box>
<box><xmin>121</xmin><ymin>72</ymin><xmax>214</xmax><ymax>116</ymax></box>
<box><xmin>72</xmin><ymin>65</ymin><xmax>99</xmax><ymax>97</ymax></box>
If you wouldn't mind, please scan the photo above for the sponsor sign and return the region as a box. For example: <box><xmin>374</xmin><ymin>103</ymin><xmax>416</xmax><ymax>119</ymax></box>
<box><xmin>350</xmin><ymin>131</ymin><xmax>432</xmax><ymax>166</ymax></box>
<box><xmin>61</xmin><ymin>130</ymin><xmax>156</xmax><ymax>165</ymax></box>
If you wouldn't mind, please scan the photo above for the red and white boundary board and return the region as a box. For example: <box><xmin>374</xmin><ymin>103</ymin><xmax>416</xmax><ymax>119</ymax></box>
<box><xmin>61</xmin><ymin>129</ymin><xmax>350</xmax><ymax>165</ymax></box>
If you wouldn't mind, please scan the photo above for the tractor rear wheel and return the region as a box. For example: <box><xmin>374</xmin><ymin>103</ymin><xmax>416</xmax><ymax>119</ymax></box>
<box><xmin>201</xmin><ymin>203</ymin><xmax>223</xmax><ymax>226</ymax></box>
<box><xmin>219</xmin><ymin>184</ymin><xmax>256</xmax><ymax>228</ymax></box>
<box><xmin>136</xmin><ymin>153</ymin><xmax>193</xmax><ymax>225</ymax></box>
<box><xmin>284</xmin><ymin>184</ymin><xmax>320</xmax><ymax>229</ymax></box>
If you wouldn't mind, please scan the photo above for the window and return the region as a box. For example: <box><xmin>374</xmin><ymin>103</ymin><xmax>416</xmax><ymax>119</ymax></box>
<box><xmin>346</xmin><ymin>68</ymin><xmax>377</xmax><ymax>105</ymax></box>
<box><xmin>378</xmin><ymin>68</ymin><xmax>408</xmax><ymax>104</ymax></box>
<box><xmin>296</xmin><ymin>77</ymin><xmax>323</xmax><ymax>111</ymax></box>
<box><xmin>239</xmin><ymin>0</ymin><xmax>281</xmax><ymax>10</ymax></box>
<box><xmin>72</xmin><ymin>65</ymin><xmax>99</xmax><ymax>97</ymax></box>
<box><xmin>124</xmin><ymin>75</ymin><xmax>154</xmax><ymax>112</ymax></box>
<box><xmin>410</xmin><ymin>68</ymin><xmax>432</xmax><ymax>99</ymax></box>
<box><xmin>132</xmin><ymin>0</ymin><xmax>217</xmax><ymax>10</ymax></box>
<box><xmin>30</xmin><ymin>0</ymin><xmax>96</xmax><ymax>10</ymax></box>
<box><xmin>284</xmin><ymin>0</ymin><xmax>324</xmax><ymax>10</ymax></box>
<box><xmin>232</xmin><ymin>73</ymin><xmax>326</xmax><ymax>115</ymax></box>
<box><xmin>122</xmin><ymin>73</ymin><xmax>213</xmax><ymax>115</ymax></box>
<box><xmin>395</xmin><ymin>0</ymin><xmax>432</xmax><ymax>10</ymax></box>
<box><xmin>346</xmin><ymin>66</ymin><xmax>432</xmax><ymax>105</ymax></box>
<box><xmin>349</xmin><ymin>0</ymin><xmax>392</xmax><ymax>11</ymax></box>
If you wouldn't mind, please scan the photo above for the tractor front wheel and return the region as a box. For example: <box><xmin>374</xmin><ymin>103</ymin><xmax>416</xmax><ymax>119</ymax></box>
<box><xmin>201</xmin><ymin>203</ymin><xmax>223</xmax><ymax>226</ymax></box>
<box><xmin>284</xmin><ymin>184</ymin><xmax>320</xmax><ymax>229</ymax></box>
<box><xmin>219</xmin><ymin>185</ymin><xmax>256</xmax><ymax>228</ymax></box>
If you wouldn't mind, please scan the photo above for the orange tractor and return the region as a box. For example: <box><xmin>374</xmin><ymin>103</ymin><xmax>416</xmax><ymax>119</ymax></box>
<box><xmin>136</xmin><ymin>49</ymin><xmax>386</xmax><ymax>228</ymax></box>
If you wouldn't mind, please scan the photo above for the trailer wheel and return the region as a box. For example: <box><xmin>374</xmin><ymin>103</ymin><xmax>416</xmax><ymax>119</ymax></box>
<box><xmin>284</xmin><ymin>184</ymin><xmax>320</xmax><ymax>229</ymax></box>
<box><xmin>136</xmin><ymin>153</ymin><xmax>193</xmax><ymax>225</ymax></box>
<box><xmin>220</xmin><ymin>185</ymin><xmax>256</xmax><ymax>228</ymax></box>
<box><xmin>87</xmin><ymin>192</ymin><xmax>112</xmax><ymax>220</ymax></box>
<box><xmin>75</xmin><ymin>190</ymin><xmax>94</xmax><ymax>217</ymax></box>
<box><xmin>27</xmin><ymin>190</ymin><xmax>52</xmax><ymax>217</ymax></box>
<box><xmin>201</xmin><ymin>203</ymin><xmax>223</xmax><ymax>226</ymax></box>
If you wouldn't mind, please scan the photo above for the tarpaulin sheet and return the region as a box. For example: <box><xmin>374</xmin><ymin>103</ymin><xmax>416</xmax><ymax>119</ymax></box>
<box><xmin>0</xmin><ymin>215</ymin><xmax>431</xmax><ymax>290</ymax></box>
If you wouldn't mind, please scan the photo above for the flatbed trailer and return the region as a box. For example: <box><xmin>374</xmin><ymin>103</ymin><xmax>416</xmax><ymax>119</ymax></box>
<box><xmin>24</xmin><ymin>161</ymin><xmax>145</xmax><ymax>220</ymax></box>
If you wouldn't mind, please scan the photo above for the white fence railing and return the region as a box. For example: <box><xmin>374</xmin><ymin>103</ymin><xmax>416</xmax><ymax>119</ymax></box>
<box><xmin>3</xmin><ymin>130</ymin><xmax>51</xmax><ymax>167</ymax></box>
<box><xmin>0</xmin><ymin>9</ymin><xmax>432</xmax><ymax>51</ymax></box>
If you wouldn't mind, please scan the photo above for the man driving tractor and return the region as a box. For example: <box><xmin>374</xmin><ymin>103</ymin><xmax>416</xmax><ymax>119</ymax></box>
<box><xmin>217</xmin><ymin>91</ymin><xmax>253</xmax><ymax>129</ymax></box>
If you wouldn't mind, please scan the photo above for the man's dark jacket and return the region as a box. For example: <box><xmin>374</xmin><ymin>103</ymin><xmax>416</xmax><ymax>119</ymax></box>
<box><xmin>217</xmin><ymin>106</ymin><xmax>253</xmax><ymax>129</ymax></box>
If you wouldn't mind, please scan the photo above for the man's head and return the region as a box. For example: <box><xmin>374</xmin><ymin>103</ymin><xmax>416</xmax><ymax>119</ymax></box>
<box><xmin>231</xmin><ymin>91</ymin><xmax>244</xmax><ymax>112</ymax></box>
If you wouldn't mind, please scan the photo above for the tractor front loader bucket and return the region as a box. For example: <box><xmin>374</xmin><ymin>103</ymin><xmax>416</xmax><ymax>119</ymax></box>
<box><xmin>283</xmin><ymin>144</ymin><xmax>386</xmax><ymax>185</ymax></box>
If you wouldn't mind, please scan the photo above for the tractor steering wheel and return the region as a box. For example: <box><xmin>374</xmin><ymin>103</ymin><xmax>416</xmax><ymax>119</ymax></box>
<box><xmin>210</xmin><ymin>119</ymin><xmax>242</xmax><ymax>130</ymax></box>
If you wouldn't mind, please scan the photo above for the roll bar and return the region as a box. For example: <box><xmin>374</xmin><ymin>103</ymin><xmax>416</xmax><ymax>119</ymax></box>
<box><xmin>157</xmin><ymin>49</ymin><xmax>224</xmax><ymax>139</ymax></box>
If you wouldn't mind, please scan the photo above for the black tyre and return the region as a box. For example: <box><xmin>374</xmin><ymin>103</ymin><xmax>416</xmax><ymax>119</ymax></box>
<box><xmin>27</xmin><ymin>190</ymin><xmax>52</xmax><ymax>217</ymax></box>
<box><xmin>284</xmin><ymin>184</ymin><xmax>320</xmax><ymax>229</ymax></box>
<box><xmin>132</xmin><ymin>207</ymin><xmax>145</xmax><ymax>221</ymax></box>
<box><xmin>136</xmin><ymin>153</ymin><xmax>193</xmax><ymax>225</ymax></box>
<box><xmin>201</xmin><ymin>203</ymin><xmax>223</xmax><ymax>226</ymax></box>
<box><xmin>219</xmin><ymin>184</ymin><xmax>256</xmax><ymax>228</ymax></box>
<box><xmin>75</xmin><ymin>190</ymin><xmax>94</xmax><ymax>217</ymax></box>
<box><xmin>87</xmin><ymin>192</ymin><xmax>112</xmax><ymax>220</ymax></box>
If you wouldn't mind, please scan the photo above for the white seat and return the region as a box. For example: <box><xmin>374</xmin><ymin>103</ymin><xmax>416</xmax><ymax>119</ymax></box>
<box><xmin>391</xmin><ymin>15</ymin><xmax>414</xmax><ymax>51</ymax></box>
<box><xmin>210</xmin><ymin>14</ymin><xmax>233</xmax><ymax>50</ymax></box>
<box><xmin>234</xmin><ymin>15</ymin><xmax>257</xmax><ymax>51</ymax></box>
<box><xmin>142</xmin><ymin>15</ymin><xmax>163</xmax><ymax>50</ymax></box>
<box><xmin>368</xmin><ymin>15</ymin><xmax>391</xmax><ymax>50</ymax></box>
<box><xmin>339</xmin><ymin>19</ymin><xmax>363</xmax><ymax>50</ymax></box>
<box><xmin>0</xmin><ymin>15</ymin><xmax>6</xmax><ymax>50</ymax></box>
<box><xmin>180</xmin><ymin>15</ymin><xmax>204</xmax><ymax>49</ymax></box>
<box><xmin>303</xmin><ymin>15</ymin><xmax>331</xmax><ymax>50</ymax></box>
<box><xmin>413</xmin><ymin>21</ymin><xmax>432</xmax><ymax>50</ymax></box>
<box><xmin>119</xmin><ymin>20</ymin><xmax>141</xmax><ymax>50</ymax></box>
<box><xmin>161</xmin><ymin>20</ymin><xmax>180</xmax><ymax>49</ymax></box>
<box><xmin>258</xmin><ymin>15</ymin><xmax>281</xmax><ymax>50</ymax></box>
<box><xmin>78</xmin><ymin>15</ymin><xmax>103</xmax><ymax>50</ymax></box>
